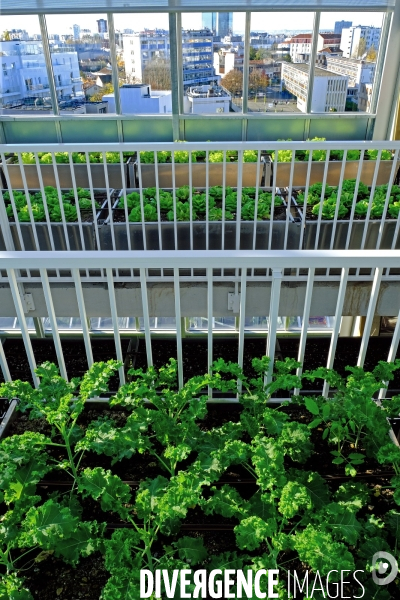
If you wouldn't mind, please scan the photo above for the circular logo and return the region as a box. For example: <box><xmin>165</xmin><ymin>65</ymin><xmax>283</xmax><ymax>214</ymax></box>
<box><xmin>372</xmin><ymin>552</ymin><xmax>398</xmax><ymax>586</ymax></box>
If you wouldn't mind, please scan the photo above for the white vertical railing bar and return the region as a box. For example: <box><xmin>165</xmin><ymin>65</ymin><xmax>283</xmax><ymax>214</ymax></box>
<box><xmin>266</xmin><ymin>268</ymin><xmax>283</xmax><ymax>385</ymax></box>
<box><xmin>294</xmin><ymin>267</ymin><xmax>315</xmax><ymax>394</ymax></box>
<box><xmin>285</xmin><ymin>150</ymin><xmax>296</xmax><ymax>250</ymax></box>
<box><xmin>84</xmin><ymin>151</ymin><xmax>101</xmax><ymax>252</ymax></box>
<box><xmin>0</xmin><ymin>338</ymin><xmax>11</xmax><ymax>382</ymax></box>
<box><xmin>268</xmin><ymin>152</ymin><xmax>278</xmax><ymax>251</ymax></box>
<box><xmin>345</xmin><ymin>149</ymin><xmax>365</xmax><ymax>250</ymax></box>
<box><xmin>222</xmin><ymin>150</ymin><xmax>227</xmax><ymax>251</ymax></box>
<box><xmin>119</xmin><ymin>150</ymin><xmax>131</xmax><ymax>252</ymax></box>
<box><xmin>102</xmin><ymin>151</ymin><xmax>117</xmax><ymax>252</ymax></box>
<box><xmin>137</xmin><ymin>152</ymin><xmax>146</xmax><ymax>253</ymax></box>
<box><xmin>106</xmin><ymin>268</ymin><xmax>125</xmax><ymax>386</ymax></box>
<box><xmin>173</xmin><ymin>268</ymin><xmax>184</xmax><ymax>390</ymax></box>
<box><xmin>0</xmin><ymin>185</ymin><xmax>15</xmax><ymax>252</ymax></box>
<box><xmin>189</xmin><ymin>151</ymin><xmax>193</xmax><ymax>253</ymax></box>
<box><xmin>207</xmin><ymin>268</ymin><xmax>214</xmax><ymax>373</ymax></box>
<box><xmin>237</xmin><ymin>268</ymin><xmax>247</xmax><ymax>394</ymax></box>
<box><xmin>1</xmin><ymin>152</ymin><xmax>26</xmax><ymax>250</ymax></box>
<box><xmin>298</xmin><ymin>151</ymin><xmax>313</xmax><ymax>260</ymax></box>
<box><xmin>172</xmin><ymin>152</ymin><xmax>177</xmax><ymax>250</ymax></box>
<box><xmin>154</xmin><ymin>151</ymin><xmax>162</xmax><ymax>251</ymax></box>
<box><xmin>34</xmin><ymin>153</ymin><xmax>56</xmax><ymax>252</ymax></box>
<box><xmin>50</xmin><ymin>151</ymin><xmax>71</xmax><ymax>252</ymax></box>
<box><xmin>360</xmin><ymin>150</ymin><xmax>382</xmax><ymax>251</ymax></box>
<box><xmin>378</xmin><ymin>306</ymin><xmax>400</xmax><ymax>400</ymax></box>
<box><xmin>139</xmin><ymin>268</ymin><xmax>153</xmax><ymax>367</ymax></box>
<box><xmin>7</xmin><ymin>268</ymin><xmax>39</xmax><ymax>387</ymax></box>
<box><xmin>357</xmin><ymin>267</ymin><xmax>383</xmax><ymax>368</ymax></box>
<box><xmin>72</xmin><ymin>268</ymin><xmax>93</xmax><ymax>368</ymax></box>
<box><xmin>40</xmin><ymin>268</ymin><xmax>68</xmax><ymax>380</ymax></box>
<box><xmin>376</xmin><ymin>149</ymin><xmax>400</xmax><ymax>249</ymax></box>
<box><xmin>314</xmin><ymin>151</ymin><xmax>330</xmax><ymax>251</ymax></box>
<box><xmin>330</xmin><ymin>150</ymin><xmax>347</xmax><ymax>250</ymax></box>
<box><xmin>206</xmin><ymin>149</ymin><xmax>209</xmax><ymax>251</ymax></box>
<box><xmin>322</xmin><ymin>267</ymin><xmax>349</xmax><ymax>397</ymax></box>
<box><xmin>305</xmin><ymin>11</ymin><xmax>321</xmax><ymax>114</ymax></box>
<box><xmin>16</xmin><ymin>152</ymin><xmax>40</xmax><ymax>251</ymax></box>
<box><xmin>252</xmin><ymin>150</ymin><xmax>261</xmax><ymax>258</ymax></box>
<box><xmin>68</xmin><ymin>154</ymin><xmax>87</xmax><ymax>267</ymax></box>
<box><xmin>236</xmin><ymin>150</ymin><xmax>244</xmax><ymax>250</ymax></box>
<box><xmin>207</xmin><ymin>267</ymin><xmax>213</xmax><ymax>392</ymax></box>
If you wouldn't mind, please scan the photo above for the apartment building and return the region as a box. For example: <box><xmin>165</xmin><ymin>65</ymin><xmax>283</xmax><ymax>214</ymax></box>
<box><xmin>281</xmin><ymin>62</ymin><xmax>348</xmax><ymax>112</ymax></box>
<box><xmin>288</xmin><ymin>33</ymin><xmax>341</xmax><ymax>63</ymax></box>
<box><xmin>325</xmin><ymin>56</ymin><xmax>375</xmax><ymax>87</ymax></box>
<box><xmin>123</xmin><ymin>29</ymin><xmax>217</xmax><ymax>88</ymax></box>
<box><xmin>334</xmin><ymin>20</ymin><xmax>352</xmax><ymax>34</ymax></box>
<box><xmin>340</xmin><ymin>25</ymin><xmax>381</xmax><ymax>58</ymax></box>
<box><xmin>0</xmin><ymin>39</ymin><xmax>82</xmax><ymax>111</ymax></box>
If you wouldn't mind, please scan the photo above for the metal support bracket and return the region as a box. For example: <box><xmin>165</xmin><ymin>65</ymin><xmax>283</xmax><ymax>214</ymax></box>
<box><xmin>228</xmin><ymin>292</ymin><xmax>241</xmax><ymax>313</ymax></box>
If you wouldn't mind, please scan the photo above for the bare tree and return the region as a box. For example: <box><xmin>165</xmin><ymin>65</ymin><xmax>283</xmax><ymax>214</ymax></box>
<box><xmin>352</xmin><ymin>37</ymin><xmax>367</xmax><ymax>59</ymax></box>
<box><xmin>142</xmin><ymin>57</ymin><xmax>171</xmax><ymax>90</ymax></box>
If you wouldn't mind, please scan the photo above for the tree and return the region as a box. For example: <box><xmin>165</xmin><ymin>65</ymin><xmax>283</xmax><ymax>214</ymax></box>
<box><xmin>221</xmin><ymin>69</ymin><xmax>243</xmax><ymax>95</ymax></box>
<box><xmin>90</xmin><ymin>82</ymin><xmax>114</xmax><ymax>102</ymax></box>
<box><xmin>142</xmin><ymin>57</ymin><xmax>171</xmax><ymax>90</ymax></box>
<box><xmin>249</xmin><ymin>46</ymin><xmax>257</xmax><ymax>60</ymax></box>
<box><xmin>249</xmin><ymin>69</ymin><xmax>270</xmax><ymax>92</ymax></box>
<box><xmin>255</xmin><ymin>48</ymin><xmax>271</xmax><ymax>61</ymax></box>
<box><xmin>2</xmin><ymin>30</ymin><xmax>11</xmax><ymax>41</ymax></box>
<box><xmin>281</xmin><ymin>54</ymin><xmax>292</xmax><ymax>63</ymax></box>
<box><xmin>366</xmin><ymin>44</ymin><xmax>377</xmax><ymax>62</ymax></box>
<box><xmin>352</xmin><ymin>37</ymin><xmax>367</xmax><ymax>59</ymax></box>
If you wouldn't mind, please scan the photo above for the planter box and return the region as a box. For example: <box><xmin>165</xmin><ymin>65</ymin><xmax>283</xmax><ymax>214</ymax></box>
<box><xmin>267</xmin><ymin>157</ymin><xmax>400</xmax><ymax>188</ymax></box>
<box><xmin>132</xmin><ymin>160</ymin><xmax>268</xmax><ymax>188</ymax></box>
<box><xmin>1</xmin><ymin>158</ymin><xmax>130</xmax><ymax>190</ymax></box>
<box><xmin>98</xmin><ymin>193</ymin><xmax>299</xmax><ymax>251</ymax></box>
<box><xmin>291</xmin><ymin>196</ymin><xmax>400</xmax><ymax>251</ymax></box>
<box><xmin>0</xmin><ymin>190</ymin><xmax>113</xmax><ymax>251</ymax></box>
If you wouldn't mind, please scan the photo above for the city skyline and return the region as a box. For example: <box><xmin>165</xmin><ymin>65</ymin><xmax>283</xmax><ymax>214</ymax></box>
<box><xmin>1</xmin><ymin>11</ymin><xmax>384</xmax><ymax>38</ymax></box>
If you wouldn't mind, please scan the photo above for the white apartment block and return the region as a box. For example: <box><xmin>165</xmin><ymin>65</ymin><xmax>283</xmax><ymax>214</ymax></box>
<box><xmin>288</xmin><ymin>33</ymin><xmax>341</xmax><ymax>63</ymax></box>
<box><xmin>281</xmin><ymin>63</ymin><xmax>348</xmax><ymax>113</ymax></box>
<box><xmin>123</xmin><ymin>31</ymin><xmax>169</xmax><ymax>83</ymax></box>
<box><xmin>326</xmin><ymin>56</ymin><xmax>375</xmax><ymax>88</ymax></box>
<box><xmin>184</xmin><ymin>85</ymin><xmax>230</xmax><ymax>114</ymax></box>
<box><xmin>0</xmin><ymin>40</ymin><xmax>83</xmax><ymax>110</ymax></box>
<box><xmin>340</xmin><ymin>25</ymin><xmax>381</xmax><ymax>58</ymax></box>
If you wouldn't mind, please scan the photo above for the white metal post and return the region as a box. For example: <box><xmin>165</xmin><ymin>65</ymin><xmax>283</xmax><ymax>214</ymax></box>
<box><xmin>323</xmin><ymin>267</ymin><xmax>349</xmax><ymax>397</ymax></box>
<box><xmin>357</xmin><ymin>267</ymin><xmax>383</xmax><ymax>368</ymax></box>
<box><xmin>7</xmin><ymin>268</ymin><xmax>38</xmax><ymax>387</ymax></box>
<box><xmin>0</xmin><ymin>338</ymin><xmax>11</xmax><ymax>382</ymax></box>
<box><xmin>140</xmin><ymin>268</ymin><xmax>153</xmax><ymax>367</ymax></box>
<box><xmin>266</xmin><ymin>268</ymin><xmax>283</xmax><ymax>385</ymax></box>
<box><xmin>106</xmin><ymin>268</ymin><xmax>125</xmax><ymax>385</ymax></box>
<box><xmin>72</xmin><ymin>268</ymin><xmax>93</xmax><ymax>368</ymax></box>
<box><xmin>40</xmin><ymin>268</ymin><xmax>68</xmax><ymax>380</ymax></box>
<box><xmin>294</xmin><ymin>267</ymin><xmax>315</xmax><ymax>394</ymax></box>
<box><xmin>174</xmin><ymin>268</ymin><xmax>184</xmax><ymax>390</ymax></box>
<box><xmin>237</xmin><ymin>268</ymin><xmax>247</xmax><ymax>394</ymax></box>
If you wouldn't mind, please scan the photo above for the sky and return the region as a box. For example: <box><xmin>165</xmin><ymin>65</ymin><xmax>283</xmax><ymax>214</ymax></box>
<box><xmin>1</xmin><ymin>11</ymin><xmax>384</xmax><ymax>37</ymax></box>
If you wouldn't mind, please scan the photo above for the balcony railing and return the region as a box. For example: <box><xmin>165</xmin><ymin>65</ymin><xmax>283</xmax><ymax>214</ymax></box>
<box><xmin>1</xmin><ymin>141</ymin><xmax>399</xmax><ymax>255</ymax></box>
<box><xmin>0</xmin><ymin>249</ymin><xmax>399</xmax><ymax>396</ymax></box>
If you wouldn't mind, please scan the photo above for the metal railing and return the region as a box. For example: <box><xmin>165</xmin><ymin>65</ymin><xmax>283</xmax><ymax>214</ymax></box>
<box><xmin>0</xmin><ymin>250</ymin><xmax>399</xmax><ymax>397</ymax></box>
<box><xmin>1</xmin><ymin>141</ymin><xmax>400</xmax><ymax>256</ymax></box>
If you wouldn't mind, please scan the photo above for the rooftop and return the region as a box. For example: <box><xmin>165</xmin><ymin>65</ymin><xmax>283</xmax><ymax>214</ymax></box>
<box><xmin>283</xmin><ymin>62</ymin><xmax>348</xmax><ymax>78</ymax></box>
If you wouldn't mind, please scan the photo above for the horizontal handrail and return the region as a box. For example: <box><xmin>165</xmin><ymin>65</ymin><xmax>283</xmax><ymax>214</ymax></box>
<box><xmin>1</xmin><ymin>249</ymin><xmax>400</xmax><ymax>269</ymax></box>
<box><xmin>2</xmin><ymin>141</ymin><xmax>400</xmax><ymax>152</ymax></box>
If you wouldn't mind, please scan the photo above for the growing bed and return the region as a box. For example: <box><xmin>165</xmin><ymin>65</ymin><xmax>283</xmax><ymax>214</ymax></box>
<box><xmin>97</xmin><ymin>185</ymin><xmax>301</xmax><ymax>250</ymax></box>
<box><xmin>1</xmin><ymin>353</ymin><xmax>400</xmax><ymax>599</ymax></box>
<box><xmin>0</xmin><ymin>186</ymin><xmax>117</xmax><ymax>251</ymax></box>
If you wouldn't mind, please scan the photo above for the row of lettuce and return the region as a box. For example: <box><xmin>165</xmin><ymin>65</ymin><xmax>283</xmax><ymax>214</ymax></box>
<box><xmin>3</xmin><ymin>181</ymin><xmax>400</xmax><ymax>223</ymax></box>
<box><xmin>11</xmin><ymin>140</ymin><xmax>394</xmax><ymax>166</ymax></box>
<box><xmin>1</xmin><ymin>357</ymin><xmax>400</xmax><ymax>598</ymax></box>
